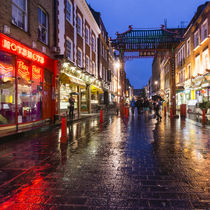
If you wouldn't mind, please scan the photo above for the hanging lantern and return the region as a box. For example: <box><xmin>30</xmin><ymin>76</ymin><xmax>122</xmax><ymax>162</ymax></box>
<box><xmin>201</xmin><ymin>89</ymin><xmax>206</xmax><ymax>94</ymax></box>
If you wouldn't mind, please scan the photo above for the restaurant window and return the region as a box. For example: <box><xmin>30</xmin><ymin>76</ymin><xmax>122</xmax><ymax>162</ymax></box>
<box><xmin>0</xmin><ymin>52</ymin><xmax>15</xmax><ymax>125</ymax></box>
<box><xmin>38</xmin><ymin>7</ymin><xmax>48</xmax><ymax>44</ymax></box>
<box><xmin>12</xmin><ymin>0</ymin><xmax>28</xmax><ymax>31</ymax></box>
<box><xmin>66</xmin><ymin>0</ymin><xmax>73</xmax><ymax>25</ymax></box>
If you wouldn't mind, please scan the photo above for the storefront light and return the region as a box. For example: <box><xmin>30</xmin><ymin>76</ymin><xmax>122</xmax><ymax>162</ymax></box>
<box><xmin>71</xmin><ymin>67</ymin><xmax>76</xmax><ymax>73</ymax></box>
<box><xmin>63</xmin><ymin>62</ymin><xmax>69</xmax><ymax>68</ymax></box>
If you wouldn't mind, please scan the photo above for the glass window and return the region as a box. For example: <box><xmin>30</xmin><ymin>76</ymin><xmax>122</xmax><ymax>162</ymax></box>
<box><xmin>85</xmin><ymin>26</ymin><xmax>89</xmax><ymax>44</ymax></box>
<box><xmin>201</xmin><ymin>19</ymin><xmax>208</xmax><ymax>41</ymax></box>
<box><xmin>38</xmin><ymin>7</ymin><xmax>48</xmax><ymax>44</ymax></box>
<box><xmin>66</xmin><ymin>38</ymin><xmax>73</xmax><ymax>61</ymax></box>
<box><xmin>202</xmin><ymin>48</ymin><xmax>209</xmax><ymax>74</ymax></box>
<box><xmin>66</xmin><ymin>0</ymin><xmax>73</xmax><ymax>24</ymax></box>
<box><xmin>187</xmin><ymin>63</ymin><xmax>191</xmax><ymax>79</ymax></box>
<box><xmin>12</xmin><ymin>0</ymin><xmax>27</xmax><ymax>31</ymax></box>
<box><xmin>92</xmin><ymin>61</ymin><xmax>95</xmax><ymax>75</ymax></box>
<box><xmin>194</xmin><ymin>55</ymin><xmax>200</xmax><ymax>77</ymax></box>
<box><xmin>77</xmin><ymin>14</ymin><xmax>82</xmax><ymax>36</ymax></box>
<box><xmin>194</xmin><ymin>30</ymin><xmax>199</xmax><ymax>48</ymax></box>
<box><xmin>77</xmin><ymin>48</ymin><xmax>82</xmax><ymax>67</ymax></box>
<box><xmin>186</xmin><ymin>38</ymin><xmax>191</xmax><ymax>57</ymax></box>
<box><xmin>92</xmin><ymin>35</ymin><xmax>95</xmax><ymax>52</ymax></box>
<box><xmin>86</xmin><ymin>56</ymin><xmax>89</xmax><ymax>72</ymax></box>
<box><xmin>0</xmin><ymin>52</ymin><xmax>15</xmax><ymax>125</ymax></box>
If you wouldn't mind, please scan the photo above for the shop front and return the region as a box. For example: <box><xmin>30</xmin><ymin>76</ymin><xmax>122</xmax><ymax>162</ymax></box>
<box><xmin>0</xmin><ymin>33</ymin><xmax>56</xmax><ymax>133</ymax></box>
<box><xmin>91</xmin><ymin>84</ymin><xmax>103</xmax><ymax>112</ymax></box>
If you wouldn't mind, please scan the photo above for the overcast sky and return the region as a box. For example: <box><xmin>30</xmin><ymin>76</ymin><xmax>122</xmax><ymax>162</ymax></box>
<box><xmin>86</xmin><ymin>0</ymin><xmax>207</xmax><ymax>89</ymax></box>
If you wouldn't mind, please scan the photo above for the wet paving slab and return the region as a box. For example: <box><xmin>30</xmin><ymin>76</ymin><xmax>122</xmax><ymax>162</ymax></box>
<box><xmin>0</xmin><ymin>113</ymin><xmax>209</xmax><ymax>209</ymax></box>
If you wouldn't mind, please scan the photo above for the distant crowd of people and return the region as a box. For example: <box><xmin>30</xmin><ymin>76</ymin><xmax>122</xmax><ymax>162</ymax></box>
<box><xmin>130</xmin><ymin>97</ymin><xmax>162</xmax><ymax>121</ymax></box>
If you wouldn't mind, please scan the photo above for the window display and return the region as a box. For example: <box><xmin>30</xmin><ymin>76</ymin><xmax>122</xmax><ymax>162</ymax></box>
<box><xmin>0</xmin><ymin>51</ymin><xmax>15</xmax><ymax>125</ymax></box>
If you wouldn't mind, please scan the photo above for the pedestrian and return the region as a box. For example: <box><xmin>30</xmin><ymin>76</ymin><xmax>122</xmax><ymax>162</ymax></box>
<box><xmin>130</xmin><ymin>98</ymin><xmax>136</xmax><ymax>115</ymax></box>
<box><xmin>143</xmin><ymin>98</ymin><xmax>150</xmax><ymax>117</ymax></box>
<box><xmin>69</xmin><ymin>94</ymin><xmax>75</xmax><ymax>119</ymax></box>
<box><xmin>135</xmin><ymin>97</ymin><xmax>142</xmax><ymax>115</ymax></box>
<box><xmin>154</xmin><ymin>99</ymin><xmax>162</xmax><ymax>121</ymax></box>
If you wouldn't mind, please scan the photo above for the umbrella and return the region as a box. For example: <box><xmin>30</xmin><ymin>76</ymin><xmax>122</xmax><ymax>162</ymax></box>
<box><xmin>152</xmin><ymin>95</ymin><xmax>164</xmax><ymax>101</ymax></box>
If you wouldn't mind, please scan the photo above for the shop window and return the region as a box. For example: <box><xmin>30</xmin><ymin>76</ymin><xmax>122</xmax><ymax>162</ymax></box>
<box><xmin>12</xmin><ymin>0</ymin><xmax>28</xmax><ymax>31</ymax></box>
<box><xmin>77</xmin><ymin>48</ymin><xmax>82</xmax><ymax>67</ymax></box>
<box><xmin>66</xmin><ymin>37</ymin><xmax>73</xmax><ymax>62</ymax></box>
<box><xmin>77</xmin><ymin>14</ymin><xmax>82</xmax><ymax>36</ymax></box>
<box><xmin>201</xmin><ymin>19</ymin><xmax>208</xmax><ymax>41</ymax></box>
<box><xmin>202</xmin><ymin>48</ymin><xmax>209</xmax><ymax>74</ymax></box>
<box><xmin>85</xmin><ymin>26</ymin><xmax>89</xmax><ymax>44</ymax></box>
<box><xmin>66</xmin><ymin>0</ymin><xmax>73</xmax><ymax>25</ymax></box>
<box><xmin>38</xmin><ymin>7</ymin><xmax>48</xmax><ymax>45</ymax></box>
<box><xmin>0</xmin><ymin>52</ymin><xmax>15</xmax><ymax>125</ymax></box>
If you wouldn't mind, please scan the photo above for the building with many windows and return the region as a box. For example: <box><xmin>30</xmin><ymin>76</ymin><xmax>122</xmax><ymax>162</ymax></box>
<box><xmin>56</xmin><ymin>0</ymin><xmax>101</xmax><ymax>116</ymax></box>
<box><xmin>0</xmin><ymin>0</ymin><xmax>57</xmax><ymax>134</ymax></box>
<box><xmin>175</xmin><ymin>2</ymin><xmax>210</xmax><ymax>112</ymax></box>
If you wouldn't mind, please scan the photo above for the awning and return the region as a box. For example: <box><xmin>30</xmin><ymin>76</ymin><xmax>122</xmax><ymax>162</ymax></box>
<box><xmin>60</xmin><ymin>72</ymin><xmax>86</xmax><ymax>87</ymax></box>
<box><xmin>91</xmin><ymin>85</ymin><xmax>103</xmax><ymax>94</ymax></box>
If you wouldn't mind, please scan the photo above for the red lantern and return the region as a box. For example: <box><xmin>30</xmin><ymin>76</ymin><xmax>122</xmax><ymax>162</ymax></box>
<box><xmin>201</xmin><ymin>89</ymin><xmax>206</xmax><ymax>94</ymax></box>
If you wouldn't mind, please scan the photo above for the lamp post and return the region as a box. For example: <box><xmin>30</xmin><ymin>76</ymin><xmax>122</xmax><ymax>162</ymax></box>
<box><xmin>114</xmin><ymin>61</ymin><xmax>121</xmax><ymax>104</ymax></box>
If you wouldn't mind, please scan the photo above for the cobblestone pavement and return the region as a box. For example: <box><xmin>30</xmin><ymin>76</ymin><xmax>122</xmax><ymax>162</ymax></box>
<box><xmin>0</xmin><ymin>113</ymin><xmax>209</xmax><ymax>209</ymax></box>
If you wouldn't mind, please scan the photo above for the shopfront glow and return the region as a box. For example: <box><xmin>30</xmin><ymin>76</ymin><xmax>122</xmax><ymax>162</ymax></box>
<box><xmin>32</xmin><ymin>65</ymin><xmax>42</xmax><ymax>80</ymax></box>
<box><xmin>0</xmin><ymin>63</ymin><xmax>13</xmax><ymax>77</ymax></box>
<box><xmin>2</xmin><ymin>39</ymin><xmax>44</xmax><ymax>64</ymax></box>
<box><xmin>17</xmin><ymin>60</ymin><xmax>30</xmax><ymax>80</ymax></box>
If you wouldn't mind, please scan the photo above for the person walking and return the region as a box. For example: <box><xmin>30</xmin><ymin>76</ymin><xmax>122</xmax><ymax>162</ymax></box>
<box><xmin>130</xmin><ymin>98</ymin><xmax>136</xmax><ymax>115</ymax></box>
<box><xmin>154</xmin><ymin>99</ymin><xmax>162</xmax><ymax>121</ymax></box>
<box><xmin>69</xmin><ymin>94</ymin><xmax>75</xmax><ymax>119</ymax></box>
<box><xmin>143</xmin><ymin>98</ymin><xmax>150</xmax><ymax>118</ymax></box>
<box><xmin>135</xmin><ymin>97</ymin><xmax>142</xmax><ymax>115</ymax></box>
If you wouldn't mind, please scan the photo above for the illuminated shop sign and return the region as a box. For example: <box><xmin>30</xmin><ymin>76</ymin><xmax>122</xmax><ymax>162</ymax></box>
<box><xmin>1</xmin><ymin>39</ymin><xmax>44</xmax><ymax>64</ymax></box>
<box><xmin>17</xmin><ymin>60</ymin><xmax>30</xmax><ymax>80</ymax></box>
<box><xmin>0</xmin><ymin>63</ymin><xmax>13</xmax><ymax>77</ymax></box>
<box><xmin>32</xmin><ymin>65</ymin><xmax>42</xmax><ymax>81</ymax></box>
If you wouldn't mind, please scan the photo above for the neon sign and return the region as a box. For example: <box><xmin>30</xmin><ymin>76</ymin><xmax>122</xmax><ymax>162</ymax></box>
<box><xmin>2</xmin><ymin>39</ymin><xmax>44</xmax><ymax>64</ymax></box>
<box><xmin>32</xmin><ymin>65</ymin><xmax>42</xmax><ymax>81</ymax></box>
<box><xmin>0</xmin><ymin>63</ymin><xmax>13</xmax><ymax>77</ymax></box>
<box><xmin>17</xmin><ymin>60</ymin><xmax>30</xmax><ymax>80</ymax></box>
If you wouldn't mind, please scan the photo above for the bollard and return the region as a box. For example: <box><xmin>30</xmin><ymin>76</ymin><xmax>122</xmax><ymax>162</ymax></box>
<box><xmin>170</xmin><ymin>108</ymin><xmax>173</xmax><ymax>119</ymax></box>
<box><xmin>125</xmin><ymin>107</ymin><xmax>129</xmax><ymax>118</ymax></box>
<box><xmin>60</xmin><ymin>116</ymin><xmax>67</xmax><ymax>142</ymax></box>
<box><xmin>100</xmin><ymin>109</ymin><xmax>103</xmax><ymax>123</ymax></box>
<box><xmin>202</xmin><ymin>109</ymin><xmax>206</xmax><ymax>125</ymax></box>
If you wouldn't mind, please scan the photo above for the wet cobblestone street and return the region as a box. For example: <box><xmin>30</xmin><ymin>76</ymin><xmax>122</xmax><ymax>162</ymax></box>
<box><xmin>0</xmin><ymin>114</ymin><xmax>209</xmax><ymax>209</ymax></box>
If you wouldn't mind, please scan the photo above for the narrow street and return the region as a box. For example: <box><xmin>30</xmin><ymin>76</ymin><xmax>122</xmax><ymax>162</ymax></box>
<box><xmin>0</xmin><ymin>114</ymin><xmax>209</xmax><ymax>209</ymax></box>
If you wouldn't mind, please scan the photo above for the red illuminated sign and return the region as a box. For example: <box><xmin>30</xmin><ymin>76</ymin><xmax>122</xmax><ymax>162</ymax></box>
<box><xmin>0</xmin><ymin>63</ymin><xmax>13</xmax><ymax>77</ymax></box>
<box><xmin>1</xmin><ymin>39</ymin><xmax>44</xmax><ymax>64</ymax></box>
<box><xmin>32</xmin><ymin>65</ymin><xmax>42</xmax><ymax>81</ymax></box>
<box><xmin>17</xmin><ymin>60</ymin><xmax>30</xmax><ymax>80</ymax></box>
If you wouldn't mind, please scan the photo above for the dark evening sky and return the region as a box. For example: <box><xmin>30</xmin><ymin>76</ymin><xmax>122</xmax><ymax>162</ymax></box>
<box><xmin>86</xmin><ymin>0</ymin><xmax>207</xmax><ymax>89</ymax></box>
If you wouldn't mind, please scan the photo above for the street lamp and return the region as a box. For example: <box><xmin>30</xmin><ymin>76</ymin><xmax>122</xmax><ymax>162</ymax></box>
<box><xmin>154</xmin><ymin>81</ymin><xmax>158</xmax><ymax>94</ymax></box>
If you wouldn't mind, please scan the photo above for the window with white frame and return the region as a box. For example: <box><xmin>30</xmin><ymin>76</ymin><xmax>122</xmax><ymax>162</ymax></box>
<box><xmin>66</xmin><ymin>37</ymin><xmax>73</xmax><ymax>61</ymax></box>
<box><xmin>202</xmin><ymin>48</ymin><xmax>209</xmax><ymax>74</ymax></box>
<box><xmin>194</xmin><ymin>29</ymin><xmax>200</xmax><ymax>48</ymax></box>
<box><xmin>100</xmin><ymin>63</ymin><xmax>102</xmax><ymax>78</ymax></box>
<box><xmin>12</xmin><ymin>0</ymin><xmax>27</xmax><ymax>31</ymax></box>
<box><xmin>77</xmin><ymin>48</ymin><xmax>82</xmax><ymax>67</ymax></box>
<box><xmin>178</xmin><ymin>44</ymin><xmax>185</xmax><ymax>66</ymax></box>
<box><xmin>92</xmin><ymin>61</ymin><xmax>95</xmax><ymax>75</ymax></box>
<box><xmin>38</xmin><ymin>7</ymin><xmax>48</xmax><ymax>44</ymax></box>
<box><xmin>186</xmin><ymin>38</ymin><xmax>191</xmax><ymax>57</ymax></box>
<box><xmin>66</xmin><ymin>0</ymin><xmax>73</xmax><ymax>24</ymax></box>
<box><xmin>85</xmin><ymin>26</ymin><xmax>89</xmax><ymax>44</ymax></box>
<box><xmin>85</xmin><ymin>56</ymin><xmax>89</xmax><ymax>72</ymax></box>
<box><xmin>77</xmin><ymin>14</ymin><xmax>82</xmax><ymax>36</ymax></box>
<box><xmin>201</xmin><ymin>19</ymin><xmax>208</xmax><ymax>41</ymax></box>
<box><xmin>187</xmin><ymin>63</ymin><xmax>191</xmax><ymax>79</ymax></box>
<box><xmin>92</xmin><ymin>35</ymin><xmax>96</xmax><ymax>52</ymax></box>
<box><xmin>194</xmin><ymin>55</ymin><xmax>200</xmax><ymax>76</ymax></box>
